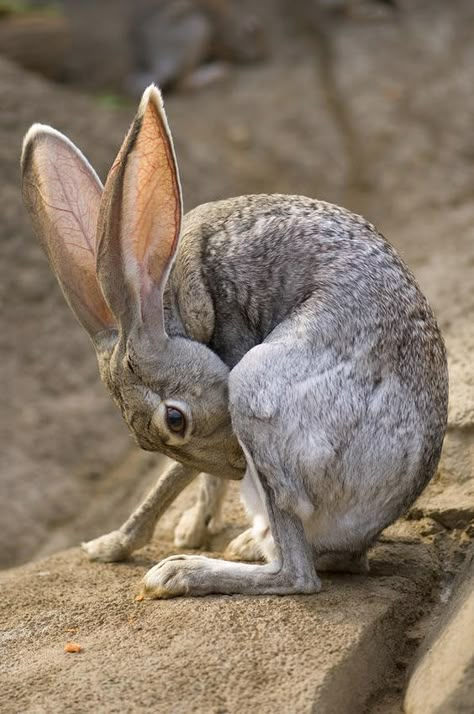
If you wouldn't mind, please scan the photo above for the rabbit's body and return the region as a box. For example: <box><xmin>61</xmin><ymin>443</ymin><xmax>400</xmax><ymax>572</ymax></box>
<box><xmin>22</xmin><ymin>86</ymin><xmax>448</xmax><ymax>597</ymax></box>
<box><xmin>166</xmin><ymin>194</ymin><xmax>447</xmax><ymax>554</ymax></box>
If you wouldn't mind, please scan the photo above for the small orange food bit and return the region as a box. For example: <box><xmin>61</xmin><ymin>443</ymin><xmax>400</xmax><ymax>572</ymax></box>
<box><xmin>134</xmin><ymin>594</ymin><xmax>145</xmax><ymax>602</ymax></box>
<box><xmin>64</xmin><ymin>642</ymin><xmax>82</xmax><ymax>653</ymax></box>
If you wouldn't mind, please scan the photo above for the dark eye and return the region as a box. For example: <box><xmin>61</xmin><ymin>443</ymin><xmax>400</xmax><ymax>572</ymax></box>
<box><xmin>166</xmin><ymin>406</ymin><xmax>186</xmax><ymax>434</ymax></box>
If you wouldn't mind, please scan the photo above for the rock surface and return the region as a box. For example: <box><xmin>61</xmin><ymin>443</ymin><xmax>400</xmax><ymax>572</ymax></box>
<box><xmin>404</xmin><ymin>545</ymin><xmax>474</xmax><ymax>714</ymax></box>
<box><xmin>0</xmin><ymin>496</ymin><xmax>450</xmax><ymax>714</ymax></box>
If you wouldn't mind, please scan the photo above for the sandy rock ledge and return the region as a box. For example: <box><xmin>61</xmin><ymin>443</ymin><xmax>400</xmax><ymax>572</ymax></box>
<box><xmin>0</xmin><ymin>533</ymin><xmax>444</xmax><ymax>714</ymax></box>
<box><xmin>404</xmin><ymin>545</ymin><xmax>474</xmax><ymax>714</ymax></box>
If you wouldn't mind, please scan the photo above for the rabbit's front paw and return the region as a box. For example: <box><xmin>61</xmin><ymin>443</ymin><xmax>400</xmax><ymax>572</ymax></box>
<box><xmin>174</xmin><ymin>506</ymin><xmax>209</xmax><ymax>548</ymax></box>
<box><xmin>82</xmin><ymin>530</ymin><xmax>131</xmax><ymax>562</ymax></box>
<box><xmin>225</xmin><ymin>527</ymin><xmax>265</xmax><ymax>562</ymax></box>
<box><xmin>142</xmin><ymin>555</ymin><xmax>212</xmax><ymax>598</ymax></box>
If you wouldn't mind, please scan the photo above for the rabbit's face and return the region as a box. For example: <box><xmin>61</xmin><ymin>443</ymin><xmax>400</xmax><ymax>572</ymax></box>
<box><xmin>99</xmin><ymin>334</ymin><xmax>245</xmax><ymax>480</ymax></box>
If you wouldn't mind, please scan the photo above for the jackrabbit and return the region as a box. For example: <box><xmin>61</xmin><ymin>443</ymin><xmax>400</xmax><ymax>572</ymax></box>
<box><xmin>21</xmin><ymin>85</ymin><xmax>448</xmax><ymax>597</ymax></box>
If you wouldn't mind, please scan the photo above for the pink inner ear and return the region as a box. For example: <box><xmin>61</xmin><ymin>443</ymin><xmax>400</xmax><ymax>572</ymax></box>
<box><xmin>121</xmin><ymin>90</ymin><xmax>182</xmax><ymax>301</ymax></box>
<box><xmin>95</xmin><ymin>86</ymin><xmax>182</xmax><ymax>333</ymax></box>
<box><xmin>25</xmin><ymin>130</ymin><xmax>115</xmax><ymax>334</ymax></box>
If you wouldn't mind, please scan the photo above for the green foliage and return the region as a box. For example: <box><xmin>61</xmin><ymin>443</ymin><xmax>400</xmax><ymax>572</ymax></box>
<box><xmin>94</xmin><ymin>92</ymin><xmax>132</xmax><ymax>110</ymax></box>
<box><xmin>0</xmin><ymin>1</ymin><xmax>61</xmax><ymax>18</ymax></box>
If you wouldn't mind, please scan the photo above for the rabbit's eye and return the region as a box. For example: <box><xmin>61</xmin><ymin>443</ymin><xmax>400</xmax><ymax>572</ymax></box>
<box><xmin>166</xmin><ymin>406</ymin><xmax>186</xmax><ymax>434</ymax></box>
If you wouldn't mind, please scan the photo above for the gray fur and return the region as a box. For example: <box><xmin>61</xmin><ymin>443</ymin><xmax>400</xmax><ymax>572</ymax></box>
<box><xmin>21</xmin><ymin>87</ymin><xmax>448</xmax><ymax>598</ymax></box>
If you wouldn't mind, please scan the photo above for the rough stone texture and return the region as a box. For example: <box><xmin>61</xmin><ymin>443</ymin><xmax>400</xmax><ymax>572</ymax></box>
<box><xmin>404</xmin><ymin>545</ymin><xmax>474</xmax><ymax>714</ymax></box>
<box><xmin>409</xmin><ymin>479</ymin><xmax>474</xmax><ymax>531</ymax></box>
<box><xmin>0</xmin><ymin>506</ymin><xmax>444</xmax><ymax>714</ymax></box>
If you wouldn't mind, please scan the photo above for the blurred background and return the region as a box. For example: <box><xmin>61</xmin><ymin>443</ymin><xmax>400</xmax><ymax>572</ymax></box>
<box><xmin>1</xmin><ymin>0</ymin><xmax>473</xmax><ymax>569</ymax></box>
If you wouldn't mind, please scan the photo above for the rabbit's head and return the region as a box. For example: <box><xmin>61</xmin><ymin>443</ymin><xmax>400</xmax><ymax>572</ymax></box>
<box><xmin>21</xmin><ymin>86</ymin><xmax>244</xmax><ymax>480</ymax></box>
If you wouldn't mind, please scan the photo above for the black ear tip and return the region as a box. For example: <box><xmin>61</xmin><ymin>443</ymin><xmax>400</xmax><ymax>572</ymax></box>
<box><xmin>21</xmin><ymin>124</ymin><xmax>44</xmax><ymax>172</ymax></box>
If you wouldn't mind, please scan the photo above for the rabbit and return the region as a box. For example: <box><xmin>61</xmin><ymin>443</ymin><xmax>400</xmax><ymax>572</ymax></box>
<box><xmin>21</xmin><ymin>84</ymin><xmax>448</xmax><ymax>598</ymax></box>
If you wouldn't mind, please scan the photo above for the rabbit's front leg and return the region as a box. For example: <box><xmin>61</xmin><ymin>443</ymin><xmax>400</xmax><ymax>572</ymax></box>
<box><xmin>83</xmin><ymin>462</ymin><xmax>198</xmax><ymax>562</ymax></box>
<box><xmin>174</xmin><ymin>474</ymin><xmax>228</xmax><ymax>548</ymax></box>
<box><xmin>142</xmin><ymin>458</ymin><xmax>321</xmax><ymax>598</ymax></box>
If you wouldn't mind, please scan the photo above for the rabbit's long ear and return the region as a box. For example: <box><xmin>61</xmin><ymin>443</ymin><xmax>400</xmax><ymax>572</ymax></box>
<box><xmin>21</xmin><ymin>125</ymin><xmax>116</xmax><ymax>348</ymax></box>
<box><xmin>96</xmin><ymin>84</ymin><xmax>182</xmax><ymax>341</ymax></box>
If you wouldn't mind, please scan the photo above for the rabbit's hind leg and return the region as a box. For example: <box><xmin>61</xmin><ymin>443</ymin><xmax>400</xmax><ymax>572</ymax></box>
<box><xmin>141</xmin><ymin>446</ymin><xmax>321</xmax><ymax>597</ymax></box>
<box><xmin>141</xmin><ymin>493</ymin><xmax>321</xmax><ymax>597</ymax></box>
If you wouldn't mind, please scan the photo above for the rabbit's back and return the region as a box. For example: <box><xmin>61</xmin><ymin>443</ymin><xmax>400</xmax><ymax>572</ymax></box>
<box><xmin>175</xmin><ymin>194</ymin><xmax>446</xmax><ymax>389</ymax></box>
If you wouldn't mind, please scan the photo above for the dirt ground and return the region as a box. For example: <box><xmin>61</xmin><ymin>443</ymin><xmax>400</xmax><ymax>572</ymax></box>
<box><xmin>0</xmin><ymin>1</ymin><xmax>473</xmax><ymax>712</ymax></box>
